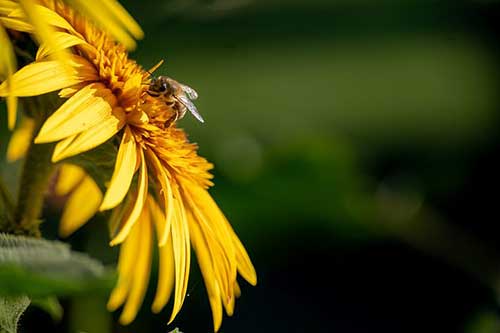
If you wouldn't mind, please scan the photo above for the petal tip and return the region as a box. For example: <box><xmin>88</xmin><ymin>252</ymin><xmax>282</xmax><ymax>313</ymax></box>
<box><xmin>33</xmin><ymin>134</ymin><xmax>44</xmax><ymax>144</ymax></box>
<box><xmin>249</xmin><ymin>276</ymin><xmax>257</xmax><ymax>286</ymax></box>
<box><xmin>108</xmin><ymin>237</ymin><xmax>122</xmax><ymax>247</ymax></box>
<box><xmin>99</xmin><ymin>201</ymin><xmax>115</xmax><ymax>212</ymax></box>
<box><xmin>151</xmin><ymin>303</ymin><xmax>162</xmax><ymax>314</ymax></box>
<box><xmin>118</xmin><ymin>315</ymin><xmax>133</xmax><ymax>326</ymax></box>
<box><xmin>58</xmin><ymin>227</ymin><xmax>71</xmax><ymax>238</ymax></box>
<box><xmin>51</xmin><ymin>152</ymin><xmax>65</xmax><ymax>163</ymax></box>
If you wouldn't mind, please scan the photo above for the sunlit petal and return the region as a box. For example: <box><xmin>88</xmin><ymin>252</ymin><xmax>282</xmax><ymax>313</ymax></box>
<box><xmin>145</xmin><ymin>149</ymin><xmax>174</xmax><ymax>246</ymax></box>
<box><xmin>151</xmin><ymin>212</ymin><xmax>175</xmax><ymax>313</ymax></box>
<box><xmin>107</xmin><ymin>218</ymin><xmax>141</xmax><ymax>311</ymax></box>
<box><xmin>148</xmin><ymin>194</ymin><xmax>171</xmax><ymax>246</ymax></box>
<box><xmin>51</xmin><ymin>106</ymin><xmax>126</xmax><ymax>162</ymax></box>
<box><xmin>119</xmin><ymin>209</ymin><xmax>152</xmax><ymax>324</ymax></box>
<box><xmin>110</xmin><ymin>147</ymin><xmax>148</xmax><ymax>246</ymax></box>
<box><xmin>0</xmin><ymin>56</ymin><xmax>97</xmax><ymax>97</ymax></box>
<box><xmin>182</xmin><ymin>185</ymin><xmax>235</xmax><ymax>310</ymax></box>
<box><xmin>190</xmin><ymin>218</ymin><xmax>223</xmax><ymax>332</ymax></box>
<box><xmin>35</xmin><ymin>83</ymin><xmax>117</xmax><ymax>143</ymax></box>
<box><xmin>168</xmin><ymin>185</ymin><xmax>191</xmax><ymax>324</ymax></box>
<box><xmin>100</xmin><ymin>126</ymin><xmax>137</xmax><ymax>211</ymax></box>
<box><xmin>36</xmin><ymin>31</ymin><xmax>88</xmax><ymax>61</ymax></box>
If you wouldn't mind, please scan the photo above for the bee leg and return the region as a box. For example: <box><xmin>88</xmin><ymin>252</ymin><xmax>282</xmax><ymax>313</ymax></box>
<box><xmin>147</xmin><ymin>90</ymin><xmax>160</xmax><ymax>97</ymax></box>
<box><xmin>164</xmin><ymin>111</ymin><xmax>179</xmax><ymax>128</ymax></box>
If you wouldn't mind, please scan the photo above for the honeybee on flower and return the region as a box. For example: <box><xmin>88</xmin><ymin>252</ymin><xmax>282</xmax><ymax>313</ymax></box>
<box><xmin>147</xmin><ymin>71</ymin><xmax>205</xmax><ymax>124</ymax></box>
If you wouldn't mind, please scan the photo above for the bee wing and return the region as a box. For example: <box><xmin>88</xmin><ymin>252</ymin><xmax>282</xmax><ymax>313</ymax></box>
<box><xmin>178</xmin><ymin>95</ymin><xmax>204</xmax><ymax>123</ymax></box>
<box><xmin>179</xmin><ymin>83</ymin><xmax>199</xmax><ymax>100</ymax></box>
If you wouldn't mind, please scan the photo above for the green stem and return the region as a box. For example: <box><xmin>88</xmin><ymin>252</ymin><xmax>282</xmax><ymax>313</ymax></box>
<box><xmin>11</xmin><ymin>97</ymin><xmax>58</xmax><ymax>237</ymax></box>
<box><xmin>13</xmin><ymin>139</ymin><xmax>54</xmax><ymax>237</ymax></box>
<box><xmin>0</xmin><ymin>175</ymin><xmax>15</xmax><ymax>221</ymax></box>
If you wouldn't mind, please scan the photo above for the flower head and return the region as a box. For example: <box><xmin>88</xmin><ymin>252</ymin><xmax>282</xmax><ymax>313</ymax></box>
<box><xmin>0</xmin><ymin>0</ymin><xmax>256</xmax><ymax>331</ymax></box>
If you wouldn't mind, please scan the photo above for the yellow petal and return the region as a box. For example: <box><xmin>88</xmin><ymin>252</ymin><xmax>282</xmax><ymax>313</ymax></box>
<box><xmin>119</xmin><ymin>213</ymin><xmax>152</xmax><ymax>325</ymax></box>
<box><xmin>190</xmin><ymin>218</ymin><xmax>223</xmax><ymax>332</ymax></box>
<box><xmin>100</xmin><ymin>126</ymin><xmax>137</xmax><ymax>211</ymax></box>
<box><xmin>8</xmin><ymin>3</ymin><xmax>77</xmax><ymax>34</ymax></box>
<box><xmin>168</xmin><ymin>186</ymin><xmax>191</xmax><ymax>324</ymax></box>
<box><xmin>193</xmin><ymin>186</ymin><xmax>257</xmax><ymax>286</ymax></box>
<box><xmin>35</xmin><ymin>83</ymin><xmax>117</xmax><ymax>143</ymax></box>
<box><xmin>145</xmin><ymin>150</ymin><xmax>174</xmax><ymax>247</ymax></box>
<box><xmin>108</xmin><ymin>198</ymin><xmax>128</xmax><ymax>238</ymax></box>
<box><xmin>0</xmin><ymin>22</ymin><xmax>18</xmax><ymax>129</ymax></box>
<box><xmin>59</xmin><ymin>174</ymin><xmax>102</xmax><ymax>237</ymax></box>
<box><xmin>151</xmin><ymin>225</ymin><xmax>175</xmax><ymax>313</ymax></box>
<box><xmin>51</xmin><ymin>107</ymin><xmax>126</xmax><ymax>162</ymax></box>
<box><xmin>18</xmin><ymin>0</ymin><xmax>70</xmax><ymax>63</ymax></box>
<box><xmin>120</xmin><ymin>73</ymin><xmax>142</xmax><ymax>107</ymax></box>
<box><xmin>0</xmin><ymin>1</ymin><xmax>18</xmax><ymax>15</ymax></box>
<box><xmin>234</xmin><ymin>281</ymin><xmax>241</xmax><ymax>298</ymax></box>
<box><xmin>0</xmin><ymin>16</ymin><xmax>33</xmax><ymax>32</ymax></box>
<box><xmin>98</xmin><ymin>0</ymin><xmax>144</xmax><ymax>39</ymax></box>
<box><xmin>0</xmin><ymin>56</ymin><xmax>97</xmax><ymax>97</ymax></box>
<box><xmin>182</xmin><ymin>186</ymin><xmax>235</xmax><ymax>309</ymax></box>
<box><xmin>148</xmin><ymin>195</ymin><xmax>171</xmax><ymax>247</ymax></box>
<box><xmin>110</xmin><ymin>147</ymin><xmax>148</xmax><ymax>246</ymax></box>
<box><xmin>36</xmin><ymin>31</ymin><xmax>87</xmax><ymax>61</ymax></box>
<box><xmin>59</xmin><ymin>82</ymin><xmax>89</xmax><ymax>98</ymax></box>
<box><xmin>55</xmin><ymin>163</ymin><xmax>85</xmax><ymax>196</ymax></box>
<box><xmin>107</xmin><ymin>218</ymin><xmax>141</xmax><ymax>311</ymax></box>
<box><xmin>6</xmin><ymin>116</ymin><xmax>34</xmax><ymax>162</ymax></box>
<box><xmin>228</xmin><ymin>225</ymin><xmax>257</xmax><ymax>286</ymax></box>
<box><xmin>65</xmin><ymin>0</ymin><xmax>140</xmax><ymax>50</ymax></box>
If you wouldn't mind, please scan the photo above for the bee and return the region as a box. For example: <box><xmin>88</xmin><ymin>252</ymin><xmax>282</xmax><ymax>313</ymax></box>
<box><xmin>147</xmin><ymin>75</ymin><xmax>204</xmax><ymax>123</ymax></box>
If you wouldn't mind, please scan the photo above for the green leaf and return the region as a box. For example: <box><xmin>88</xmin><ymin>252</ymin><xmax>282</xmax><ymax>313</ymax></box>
<box><xmin>169</xmin><ymin>329</ymin><xmax>183</xmax><ymax>333</ymax></box>
<box><xmin>0</xmin><ymin>296</ymin><xmax>30</xmax><ymax>333</ymax></box>
<box><xmin>0</xmin><ymin>233</ymin><xmax>115</xmax><ymax>297</ymax></box>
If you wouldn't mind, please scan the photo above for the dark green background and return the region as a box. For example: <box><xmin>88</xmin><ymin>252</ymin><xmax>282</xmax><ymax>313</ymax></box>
<box><xmin>2</xmin><ymin>0</ymin><xmax>500</xmax><ymax>332</ymax></box>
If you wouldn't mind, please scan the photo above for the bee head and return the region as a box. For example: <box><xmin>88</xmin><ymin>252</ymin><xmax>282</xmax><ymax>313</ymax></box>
<box><xmin>148</xmin><ymin>76</ymin><xmax>172</xmax><ymax>96</ymax></box>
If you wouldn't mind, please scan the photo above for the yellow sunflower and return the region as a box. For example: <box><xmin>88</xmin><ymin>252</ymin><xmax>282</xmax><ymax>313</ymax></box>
<box><xmin>0</xmin><ymin>0</ymin><xmax>256</xmax><ymax>331</ymax></box>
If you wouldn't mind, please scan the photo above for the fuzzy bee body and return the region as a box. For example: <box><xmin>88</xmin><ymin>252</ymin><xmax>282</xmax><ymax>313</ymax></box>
<box><xmin>147</xmin><ymin>75</ymin><xmax>204</xmax><ymax>123</ymax></box>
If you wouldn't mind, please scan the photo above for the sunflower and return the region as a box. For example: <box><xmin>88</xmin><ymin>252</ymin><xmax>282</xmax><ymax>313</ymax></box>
<box><xmin>0</xmin><ymin>0</ymin><xmax>256</xmax><ymax>331</ymax></box>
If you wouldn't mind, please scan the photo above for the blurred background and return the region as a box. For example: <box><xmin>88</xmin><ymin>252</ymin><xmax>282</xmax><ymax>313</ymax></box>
<box><xmin>3</xmin><ymin>0</ymin><xmax>500</xmax><ymax>332</ymax></box>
